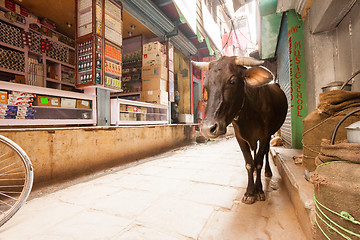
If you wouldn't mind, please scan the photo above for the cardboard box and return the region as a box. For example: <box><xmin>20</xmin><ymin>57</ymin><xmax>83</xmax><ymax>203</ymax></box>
<box><xmin>120</xmin><ymin>112</ymin><xmax>129</xmax><ymax>121</ymax></box>
<box><xmin>142</xmin><ymin>77</ymin><xmax>168</xmax><ymax>92</ymax></box>
<box><xmin>127</xmin><ymin>106</ymin><xmax>138</xmax><ymax>112</ymax></box>
<box><xmin>0</xmin><ymin>91</ymin><xmax>7</xmax><ymax>104</ymax></box>
<box><xmin>143</xmin><ymin>41</ymin><xmax>164</xmax><ymax>54</ymax></box>
<box><xmin>61</xmin><ymin>98</ymin><xmax>76</xmax><ymax>108</ymax></box>
<box><xmin>137</xmin><ymin>114</ymin><xmax>146</xmax><ymax>121</ymax></box>
<box><xmin>76</xmin><ymin>99</ymin><xmax>90</xmax><ymax>109</ymax></box>
<box><xmin>142</xmin><ymin>65</ymin><xmax>168</xmax><ymax>80</ymax></box>
<box><xmin>142</xmin><ymin>52</ymin><xmax>166</xmax><ymax>67</ymax></box>
<box><xmin>119</xmin><ymin>104</ymin><xmax>127</xmax><ymax>111</ymax></box>
<box><xmin>35</xmin><ymin>95</ymin><xmax>61</xmax><ymax>107</ymax></box>
<box><xmin>129</xmin><ymin>113</ymin><xmax>136</xmax><ymax>121</ymax></box>
<box><xmin>141</xmin><ymin>90</ymin><xmax>168</xmax><ymax>105</ymax></box>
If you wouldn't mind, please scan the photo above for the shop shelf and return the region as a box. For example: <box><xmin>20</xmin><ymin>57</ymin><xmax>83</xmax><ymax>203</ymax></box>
<box><xmin>0</xmin><ymin>15</ymin><xmax>25</xmax><ymax>29</ymax></box>
<box><xmin>61</xmin><ymin>81</ymin><xmax>76</xmax><ymax>87</ymax></box>
<box><xmin>78</xmin><ymin>6</ymin><xmax>92</xmax><ymax>15</ymax></box>
<box><xmin>0</xmin><ymin>41</ymin><xmax>24</xmax><ymax>52</ymax></box>
<box><xmin>33</xmin><ymin>105</ymin><xmax>92</xmax><ymax>111</ymax></box>
<box><xmin>105</xmin><ymin>9</ymin><xmax>122</xmax><ymax>22</ymax></box>
<box><xmin>0</xmin><ymin>67</ymin><xmax>25</xmax><ymax>76</ymax></box>
<box><xmin>45</xmin><ymin>57</ymin><xmax>75</xmax><ymax>68</ymax></box>
<box><xmin>46</xmin><ymin>78</ymin><xmax>61</xmax><ymax>83</ymax></box>
<box><xmin>105</xmin><ymin>70</ymin><xmax>121</xmax><ymax>78</ymax></box>
<box><xmin>78</xmin><ymin>69</ymin><xmax>92</xmax><ymax>74</ymax></box>
<box><xmin>114</xmin><ymin>91</ymin><xmax>141</xmax><ymax>97</ymax></box>
<box><xmin>122</xmin><ymin>61</ymin><xmax>142</xmax><ymax>68</ymax></box>
<box><xmin>104</xmin><ymin>55</ymin><xmax>121</xmax><ymax>64</ymax></box>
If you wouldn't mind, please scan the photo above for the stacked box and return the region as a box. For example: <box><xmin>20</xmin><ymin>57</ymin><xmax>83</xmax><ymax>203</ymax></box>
<box><xmin>0</xmin><ymin>100</ymin><xmax>36</xmax><ymax>119</ymax></box>
<box><xmin>141</xmin><ymin>43</ymin><xmax>168</xmax><ymax>104</ymax></box>
<box><xmin>8</xmin><ymin>91</ymin><xmax>35</xmax><ymax>107</ymax></box>
<box><xmin>104</xmin><ymin>76</ymin><xmax>121</xmax><ymax>89</ymax></box>
<box><xmin>141</xmin><ymin>90</ymin><xmax>168</xmax><ymax>106</ymax></box>
<box><xmin>76</xmin><ymin>99</ymin><xmax>90</xmax><ymax>109</ymax></box>
<box><xmin>142</xmin><ymin>41</ymin><xmax>166</xmax><ymax>67</ymax></box>
<box><xmin>105</xmin><ymin>43</ymin><xmax>121</xmax><ymax>61</ymax></box>
<box><xmin>35</xmin><ymin>95</ymin><xmax>60</xmax><ymax>107</ymax></box>
<box><xmin>0</xmin><ymin>91</ymin><xmax>7</xmax><ymax>104</ymax></box>
<box><xmin>61</xmin><ymin>98</ymin><xmax>76</xmax><ymax>108</ymax></box>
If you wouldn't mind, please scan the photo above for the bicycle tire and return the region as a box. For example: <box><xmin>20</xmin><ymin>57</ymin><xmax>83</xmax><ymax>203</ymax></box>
<box><xmin>0</xmin><ymin>135</ymin><xmax>33</xmax><ymax>227</ymax></box>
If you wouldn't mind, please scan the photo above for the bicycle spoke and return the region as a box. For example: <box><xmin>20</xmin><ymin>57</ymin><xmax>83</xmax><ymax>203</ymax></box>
<box><xmin>0</xmin><ymin>192</ymin><xmax>19</xmax><ymax>201</ymax></box>
<box><xmin>0</xmin><ymin>152</ymin><xmax>15</xmax><ymax>164</ymax></box>
<box><xmin>0</xmin><ymin>135</ymin><xmax>33</xmax><ymax>227</ymax></box>
<box><xmin>0</xmin><ymin>198</ymin><xmax>16</xmax><ymax>207</ymax></box>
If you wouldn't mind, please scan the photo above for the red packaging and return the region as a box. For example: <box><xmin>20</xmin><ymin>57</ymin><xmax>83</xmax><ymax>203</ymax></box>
<box><xmin>20</xmin><ymin>7</ymin><xmax>28</xmax><ymax>17</ymax></box>
<box><xmin>5</xmin><ymin>0</ymin><xmax>15</xmax><ymax>11</ymax></box>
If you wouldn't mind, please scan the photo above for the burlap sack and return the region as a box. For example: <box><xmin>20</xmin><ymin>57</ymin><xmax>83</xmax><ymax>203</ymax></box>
<box><xmin>311</xmin><ymin>162</ymin><xmax>360</xmax><ymax>240</ymax></box>
<box><xmin>315</xmin><ymin>139</ymin><xmax>360</xmax><ymax>165</ymax></box>
<box><xmin>302</xmin><ymin>90</ymin><xmax>360</xmax><ymax>172</ymax></box>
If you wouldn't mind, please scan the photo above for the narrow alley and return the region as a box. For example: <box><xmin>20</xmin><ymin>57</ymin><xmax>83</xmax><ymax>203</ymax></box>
<box><xmin>0</xmin><ymin>137</ymin><xmax>305</xmax><ymax>240</ymax></box>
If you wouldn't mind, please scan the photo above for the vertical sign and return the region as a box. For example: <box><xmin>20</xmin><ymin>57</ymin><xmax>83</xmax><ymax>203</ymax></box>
<box><xmin>287</xmin><ymin>10</ymin><xmax>307</xmax><ymax>149</ymax></box>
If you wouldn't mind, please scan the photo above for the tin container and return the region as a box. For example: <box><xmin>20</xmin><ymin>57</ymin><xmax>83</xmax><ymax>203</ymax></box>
<box><xmin>321</xmin><ymin>81</ymin><xmax>351</xmax><ymax>92</ymax></box>
<box><xmin>346</xmin><ymin>121</ymin><xmax>360</xmax><ymax>143</ymax></box>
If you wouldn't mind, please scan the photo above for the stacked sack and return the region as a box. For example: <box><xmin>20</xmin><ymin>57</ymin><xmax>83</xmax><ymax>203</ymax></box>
<box><xmin>308</xmin><ymin>90</ymin><xmax>360</xmax><ymax>240</ymax></box>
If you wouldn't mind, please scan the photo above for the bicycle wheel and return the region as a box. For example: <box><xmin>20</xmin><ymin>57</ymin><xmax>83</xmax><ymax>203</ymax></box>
<box><xmin>0</xmin><ymin>135</ymin><xmax>33</xmax><ymax>227</ymax></box>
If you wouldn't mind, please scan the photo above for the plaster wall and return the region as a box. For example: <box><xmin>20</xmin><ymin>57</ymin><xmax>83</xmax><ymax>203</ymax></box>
<box><xmin>0</xmin><ymin>125</ymin><xmax>193</xmax><ymax>188</ymax></box>
<box><xmin>304</xmin><ymin>1</ymin><xmax>360</xmax><ymax>112</ymax></box>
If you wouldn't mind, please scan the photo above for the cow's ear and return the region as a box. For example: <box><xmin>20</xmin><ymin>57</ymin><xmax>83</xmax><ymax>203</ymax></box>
<box><xmin>244</xmin><ymin>66</ymin><xmax>273</xmax><ymax>86</ymax></box>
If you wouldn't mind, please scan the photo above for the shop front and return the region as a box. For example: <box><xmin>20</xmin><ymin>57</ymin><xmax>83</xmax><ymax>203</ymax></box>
<box><xmin>0</xmin><ymin>0</ymin><xmax>198</xmax><ymax>186</ymax></box>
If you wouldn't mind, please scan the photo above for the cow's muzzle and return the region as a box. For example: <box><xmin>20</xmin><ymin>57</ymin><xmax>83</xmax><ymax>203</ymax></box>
<box><xmin>200</xmin><ymin>120</ymin><xmax>226</xmax><ymax>139</ymax></box>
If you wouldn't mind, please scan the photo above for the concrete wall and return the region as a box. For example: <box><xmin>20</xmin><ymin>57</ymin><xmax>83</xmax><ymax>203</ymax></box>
<box><xmin>304</xmin><ymin>0</ymin><xmax>360</xmax><ymax>112</ymax></box>
<box><xmin>0</xmin><ymin>125</ymin><xmax>193</xmax><ymax>188</ymax></box>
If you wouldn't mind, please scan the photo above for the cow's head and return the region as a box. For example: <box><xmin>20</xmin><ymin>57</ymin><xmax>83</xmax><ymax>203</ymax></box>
<box><xmin>192</xmin><ymin>56</ymin><xmax>273</xmax><ymax>139</ymax></box>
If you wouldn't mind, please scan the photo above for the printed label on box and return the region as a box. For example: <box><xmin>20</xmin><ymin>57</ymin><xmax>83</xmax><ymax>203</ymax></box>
<box><xmin>82</xmin><ymin>100</ymin><xmax>89</xmax><ymax>106</ymax></box>
<box><xmin>51</xmin><ymin>98</ymin><xmax>59</xmax><ymax>105</ymax></box>
<box><xmin>40</xmin><ymin>97</ymin><xmax>49</xmax><ymax>104</ymax></box>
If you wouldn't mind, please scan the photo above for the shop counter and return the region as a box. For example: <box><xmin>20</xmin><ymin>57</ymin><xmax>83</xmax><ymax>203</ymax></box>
<box><xmin>110</xmin><ymin>98</ymin><xmax>168</xmax><ymax>125</ymax></box>
<box><xmin>0</xmin><ymin>81</ymin><xmax>96</xmax><ymax>126</ymax></box>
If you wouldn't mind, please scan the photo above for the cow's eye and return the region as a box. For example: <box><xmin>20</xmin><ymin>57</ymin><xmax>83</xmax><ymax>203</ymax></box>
<box><xmin>229</xmin><ymin>79</ymin><xmax>236</xmax><ymax>85</ymax></box>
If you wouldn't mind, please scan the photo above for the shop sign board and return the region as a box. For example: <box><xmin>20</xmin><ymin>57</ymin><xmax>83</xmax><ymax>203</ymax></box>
<box><xmin>287</xmin><ymin>10</ymin><xmax>307</xmax><ymax>149</ymax></box>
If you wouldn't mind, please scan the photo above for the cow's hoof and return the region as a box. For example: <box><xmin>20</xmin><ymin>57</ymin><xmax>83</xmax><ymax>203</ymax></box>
<box><xmin>256</xmin><ymin>192</ymin><xmax>266</xmax><ymax>201</ymax></box>
<box><xmin>265</xmin><ymin>171</ymin><xmax>273</xmax><ymax>178</ymax></box>
<box><xmin>242</xmin><ymin>195</ymin><xmax>256</xmax><ymax>204</ymax></box>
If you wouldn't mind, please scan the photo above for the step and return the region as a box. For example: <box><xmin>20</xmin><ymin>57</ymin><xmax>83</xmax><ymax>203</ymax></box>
<box><xmin>270</xmin><ymin>147</ymin><xmax>316</xmax><ymax>240</ymax></box>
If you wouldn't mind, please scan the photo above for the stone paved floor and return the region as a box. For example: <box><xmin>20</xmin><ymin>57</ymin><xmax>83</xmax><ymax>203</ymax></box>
<box><xmin>0</xmin><ymin>137</ymin><xmax>306</xmax><ymax>240</ymax></box>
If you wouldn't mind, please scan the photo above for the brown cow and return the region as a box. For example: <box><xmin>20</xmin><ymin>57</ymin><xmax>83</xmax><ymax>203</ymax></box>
<box><xmin>192</xmin><ymin>56</ymin><xmax>287</xmax><ymax>204</ymax></box>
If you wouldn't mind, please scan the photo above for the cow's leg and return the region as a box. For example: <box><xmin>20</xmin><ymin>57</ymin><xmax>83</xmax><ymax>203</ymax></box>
<box><xmin>264</xmin><ymin>145</ymin><xmax>272</xmax><ymax>177</ymax></box>
<box><xmin>254</xmin><ymin>139</ymin><xmax>270</xmax><ymax>201</ymax></box>
<box><xmin>233</xmin><ymin>123</ymin><xmax>256</xmax><ymax>204</ymax></box>
<box><xmin>237</xmin><ymin>139</ymin><xmax>256</xmax><ymax>204</ymax></box>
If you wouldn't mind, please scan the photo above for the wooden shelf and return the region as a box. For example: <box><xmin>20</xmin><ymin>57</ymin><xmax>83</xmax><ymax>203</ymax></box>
<box><xmin>105</xmin><ymin>71</ymin><xmax>121</xmax><ymax>78</ymax></box>
<box><xmin>123</xmin><ymin>61</ymin><xmax>142</xmax><ymax>68</ymax></box>
<box><xmin>45</xmin><ymin>57</ymin><xmax>75</xmax><ymax>68</ymax></box>
<box><xmin>0</xmin><ymin>41</ymin><xmax>24</xmax><ymax>52</ymax></box>
<box><xmin>61</xmin><ymin>81</ymin><xmax>76</xmax><ymax>87</ymax></box>
<box><xmin>112</xmin><ymin>91</ymin><xmax>141</xmax><ymax>97</ymax></box>
<box><xmin>105</xmin><ymin>55</ymin><xmax>121</xmax><ymax>64</ymax></box>
<box><xmin>0</xmin><ymin>15</ymin><xmax>25</xmax><ymax>29</ymax></box>
<box><xmin>0</xmin><ymin>67</ymin><xmax>26</xmax><ymax>76</ymax></box>
<box><xmin>105</xmin><ymin>9</ymin><xmax>122</xmax><ymax>22</ymax></box>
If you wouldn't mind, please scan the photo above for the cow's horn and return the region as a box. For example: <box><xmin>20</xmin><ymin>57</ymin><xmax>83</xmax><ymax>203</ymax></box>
<box><xmin>235</xmin><ymin>57</ymin><xmax>264</xmax><ymax>66</ymax></box>
<box><xmin>191</xmin><ymin>61</ymin><xmax>210</xmax><ymax>71</ymax></box>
